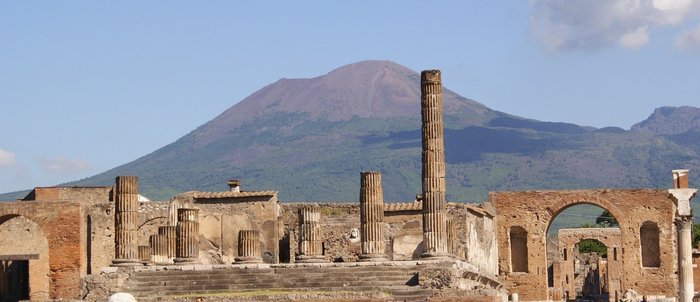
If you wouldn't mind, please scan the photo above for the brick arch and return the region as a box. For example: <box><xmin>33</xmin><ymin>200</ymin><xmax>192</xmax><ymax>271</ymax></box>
<box><xmin>0</xmin><ymin>202</ymin><xmax>82</xmax><ymax>299</ymax></box>
<box><xmin>491</xmin><ymin>189</ymin><xmax>678</xmax><ymax>301</ymax></box>
<box><xmin>0</xmin><ymin>214</ymin><xmax>51</xmax><ymax>300</ymax></box>
<box><xmin>543</xmin><ymin>196</ymin><xmax>624</xmax><ymax>232</ymax></box>
<box><xmin>0</xmin><ymin>209</ymin><xmax>53</xmax><ymax>236</ymax></box>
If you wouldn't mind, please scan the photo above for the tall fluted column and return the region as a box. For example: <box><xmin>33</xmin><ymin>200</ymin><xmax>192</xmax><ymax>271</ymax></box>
<box><xmin>174</xmin><ymin>208</ymin><xmax>200</xmax><ymax>264</ymax></box>
<box><xmin>235</xmin><ymin>230</ymin><xmax>263</xmax><ymax>264</ymax></box>
<box><xmin>359</xmin><ymin>171</ymin><xmax>388</xmax><ymax>261</ymax></box>
<box><xmin>296</xmin><ymin>206</ymin><xmax>325</xmax><ymax>263</ymax></box>
<box><xmin>420</xmin><ymin>70</ymin><xmax>449</xmax><ymax>259</ymax></box>
<box><xmin>112</xmin><ymin>176</ymin><xmax>141</xmax><ymax>266</ymax></box>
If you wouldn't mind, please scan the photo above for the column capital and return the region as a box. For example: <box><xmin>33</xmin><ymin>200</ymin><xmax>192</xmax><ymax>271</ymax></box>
<box><xmin>668</xmin><ymin>188</ymin><xmax>698</xmax><ymax>216</ymax></box>
<box><xmin>675</xmin><ymin>215</ymin><xmax>694</xmax><ymax>229</ymax></box>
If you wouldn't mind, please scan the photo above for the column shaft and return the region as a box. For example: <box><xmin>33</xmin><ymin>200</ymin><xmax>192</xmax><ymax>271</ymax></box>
<box><xmin>174</xmin><ymin>208</ymin><xmax>200</xmax><ymax>264</ymax></box>
<box><xmin>678</xmin><ymin>216</ymin><xmax>694</xmax><ymax>302</ymax></box>
<box><xmin>359</xmin><ymin>171</ymin><xmax>387</xmax><ymax>261</ymax></box>
<box><xmin>112</xmin><ymin>176</ymin><xmax>141</xmax><ymax>266</ymax></box>
<box><xmin>296</xmin><ymin>206</ymin><xmax>325</xmax><ymax>263</ymax></box>
<box><xmin>235</xmin><ymin>230</ymin><xmax>263</xmax><ymax>263</ymax></box>
<box><xmin>420</xmin><ymin>70</ymin><xmax>449</xmax><ymax>259</ymax></box>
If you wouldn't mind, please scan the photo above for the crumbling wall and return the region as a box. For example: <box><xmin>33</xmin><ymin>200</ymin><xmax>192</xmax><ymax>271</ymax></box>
<box><xmin>464</xmin><ymin>206</ymin><xmax>498</xmax><ymax>276</ymax></box>
<box><xmin>189</xmin><ymin>200</ymin><xmax>279</xmax><ymax>264</ymax></box>
<box><xmin>281</xmin><ymin>203</ymin><xmax>362</xmax><ymax>262</ymax></box>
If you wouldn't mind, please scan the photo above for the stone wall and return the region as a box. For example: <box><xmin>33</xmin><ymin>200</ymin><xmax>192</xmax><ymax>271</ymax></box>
<box><xmin>492</xmin><ymin>189</ymin><xmax>678</xmax><ymax>301</ymax></box>
<box><xmin>464</xmin><ymin>205</ymin><xmax>498</xmax><ymax>276</ymax></box>
<box><xmin>24</xmin><ymin>187</ymin><xmax>112</xmax><ymax>204</ymax></box>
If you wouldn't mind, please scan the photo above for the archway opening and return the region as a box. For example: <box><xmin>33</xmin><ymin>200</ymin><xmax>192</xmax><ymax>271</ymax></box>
<box><xmin>0</xmin><ymin>215</ymin><xmax>50</xmax><ymax>301</ymax></box>
<box><xmin>546</xmin><ymin>204</ymin><xmax>621</xmax><ymax>302</ymax></box>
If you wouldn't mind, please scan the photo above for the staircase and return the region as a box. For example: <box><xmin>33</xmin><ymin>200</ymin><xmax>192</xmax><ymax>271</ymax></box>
<box><xmin>120</xmin><ymin>265</ymin><xmax>433</xmax><ymax>301</ymax></box>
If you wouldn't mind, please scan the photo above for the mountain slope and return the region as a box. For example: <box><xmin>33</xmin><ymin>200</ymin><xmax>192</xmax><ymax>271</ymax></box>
<box><xmin>2</xmin><ymin>61</ymin><xmax>699</xmax><ymax>202</ymax></box>
<box><xmin>631</xmin><ymin>106</ymin><xmax>700</xmax><ymax>135</ymax></box>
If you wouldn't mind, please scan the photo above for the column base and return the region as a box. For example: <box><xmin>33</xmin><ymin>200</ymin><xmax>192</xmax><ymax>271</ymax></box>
<box><xmin>295</xmin><ymin>255</ymin><xmax>326</xmax><ymax>263</ymax></box>
<box><xmin>173</xmin><ymin>257</ymin><xmax>199</xmax><ymax>265</ymax></box>
<box><xmin>359</xmin><ymin>254</ymin><xmax>389</xmax><ymax>262</ymax></box>
<box><xmin>420</xmin><ymin>252</ymin><xmax>452</xmax><ymax>260</ymax></box>
<box><xmin>234</xmin><ymin>256</ymin><xmax>263</xmax><ymax>264</ymax></box>
<box><xmin>111</xmin><ymin>259</ymin><xmax>142</xmax><ymax>267</ymax></box>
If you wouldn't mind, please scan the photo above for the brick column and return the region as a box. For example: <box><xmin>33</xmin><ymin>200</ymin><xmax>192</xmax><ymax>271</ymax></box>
<box><xmin>296</xmin><ymin>206</ymin><xmax>325</xmax><ymax>263</ymax></box>
<box><xmin>420</xmin><ymin>70</ymin><xmax>449</xmax><ymax>259</ymax></box>
<box><xmin>359</xmin><ymin>171</ymin><xmax>388</xmax><ymax>261</ymax></box>
<box><xmin>174</xmin><ymin>208</ymin><xmax>200</xmax><ymax>264</ymax></box>
<box><xmin>112</xmin><ymin>176</ymin><xmax>141</xmax><ymax>266</ymax></box>
<box><xmin>669</xmin><ymin>170</ymin><xmax>697</xmax><ymax>302</ymax></box>
<box><xmin>235</xmin><ymin>230</ymin><xmax>263</xmax><ymax>264</ymax></box>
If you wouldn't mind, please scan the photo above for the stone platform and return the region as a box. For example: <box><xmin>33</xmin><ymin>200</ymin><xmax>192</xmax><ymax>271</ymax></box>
<box><xmin>82</xmin><ymin>260</ymin><xmax>505</xmax><ymax>301</ymax></box>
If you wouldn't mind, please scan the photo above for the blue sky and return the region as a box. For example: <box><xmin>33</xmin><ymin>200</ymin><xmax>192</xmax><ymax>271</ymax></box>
<box><xmin>1</xmin><ymin>1</ymin><xmax>699</xmax><ymax>193</ymax></box>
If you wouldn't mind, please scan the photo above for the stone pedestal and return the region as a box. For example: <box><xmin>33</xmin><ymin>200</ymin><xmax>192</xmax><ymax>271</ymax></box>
<box><xmin>420</xmin><ymin>70</ymin><xmax>449</xmax><ymax>259</ymax></box>
<box><xmin>296</xmin><ymin>206</ymin><xmax>325</xmax><ymax>263</ymax></box>
<box><xmin>174</xmin><ymin>208</ymin><xmax>200</xmax><ymax>264</ymax></box>
<box><xmin>359</xmin><ymin>171</ymin><xmax>388</xmax><ymax>261</ymax></box>
<box><xmin>235</xmin><ymin>230</ymin><xmax>263</xmax><ymax>263</ymax></box>
<box><xmin>112</xmin><ymin>176</ymin><xmax>141</xmax><ymax>266</ymax></box>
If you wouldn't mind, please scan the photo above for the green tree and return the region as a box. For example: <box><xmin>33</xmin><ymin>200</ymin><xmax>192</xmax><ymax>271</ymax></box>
<box><xmin>595</xmin><ymin>210</ymin><xmax>618</xmax><ymax>227</ymax></box>
<box><xmin>692</xmin><ymin>224</ymin><xmax>700</xmax><ymax>248</ymax></box>
<box><xmin>578</xmin><ymin>239</ymin><xmax>607</xmax><ymax>257</ymax></box>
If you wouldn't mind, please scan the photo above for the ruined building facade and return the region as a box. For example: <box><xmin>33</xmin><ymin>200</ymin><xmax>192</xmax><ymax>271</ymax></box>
<box><xmin>0</xmin><ymin>70</ymin><xmax>697</xmax><ymax>302</ymax></box>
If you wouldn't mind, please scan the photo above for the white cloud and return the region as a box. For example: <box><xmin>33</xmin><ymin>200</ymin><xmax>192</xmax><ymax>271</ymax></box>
<box><xmin>530</xmin><ymin>0</ymin><xmax>700</xmax><ymax>52</ymax></box>
<box><xmin>0</xmin><ymin>148</ymin><xmax>17</xmax><ymax>167</ymax></box>
<box><xmin>38</xmin><ymin>156</ymin><xmax>92</xmax><ymax>174</ymax></box>
<box><xmin>675</xmin><ymin>23</ymin><xmax>700</xmax><ymax>53</ymax></box>
<box><xmin>620</xmin><ymin>26</ymin><xmax>650</xmax><ymax>49</ymax></box>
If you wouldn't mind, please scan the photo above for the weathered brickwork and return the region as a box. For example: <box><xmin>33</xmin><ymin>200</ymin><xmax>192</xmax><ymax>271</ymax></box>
<box><xmin>0</xmin><ymin>201</ymin><xmax>83</xmax><ymax>300</ymax></box>
<box><xmin>492</xmin><ymin>189</ymin><xmax>678</xmax><ymax>301</ymax></box>
<box><xmin>552</xmin><ymin>228</ymin><xmax>622</xmax><ymax>301</ymax></box>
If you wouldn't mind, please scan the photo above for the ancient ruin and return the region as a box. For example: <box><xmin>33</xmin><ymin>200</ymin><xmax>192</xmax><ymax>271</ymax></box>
<box><xmin>0</xmin><ymin>69</ymin><xmax>697</xmax><ymax>302</ymax></box>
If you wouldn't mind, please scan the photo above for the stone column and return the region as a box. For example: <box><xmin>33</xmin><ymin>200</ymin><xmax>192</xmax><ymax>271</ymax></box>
<box><xmin>668</xmin><ymin>169</ymin><xmax>697</xmax><ymax>302</ymax></box>
<box><xmin>235</xmin><ymin>230</ymin><xmax>263</xmax><ymax>264</ymax></box>
<box><xmin>112</xmin><ymin>176</ymin><xmax>141</xmax><ymax>266</ymax></box>
<box><xmin>138</xmin><ymin>245</ymin><xmax>152</xmax><ymax>265</ymax></box>
<box><xmin>149</xmin><ymin>234</ymin><xmax>166</xmax><ymax>264</ymax></box>
<box><xmin>296</xmin><ymin>206</ymin><xmax>325</xmax><ymax>263</ymax></box>
<box><xmin>159</xmin><ymin>226</ymin><xmax>177</xmax><ymax>263</ymax></box>
<box><xmin>174</xmin><ymin>208</ymin><xmax>200</xmax><ymax>264</ymax></box>
<box><xmin>677</xmin><ymin>216</ymin><xmax>694</xmax><ymax>302</ymax></box>
<box><xmin>359</xmin><ymin>171</ymin><xmax>388</xmax><ymax>261</ymax></box>
<box><xmin>420</xmin><ymin>70</ymin><xmax>449</xmax><ymax>259</ymax></box>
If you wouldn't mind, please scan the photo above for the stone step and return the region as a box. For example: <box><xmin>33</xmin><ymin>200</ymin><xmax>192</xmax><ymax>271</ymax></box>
<box><xmin>127</xmin><ymin>285</ymin><xmax>410</xmax><ymax>297</ymax></box>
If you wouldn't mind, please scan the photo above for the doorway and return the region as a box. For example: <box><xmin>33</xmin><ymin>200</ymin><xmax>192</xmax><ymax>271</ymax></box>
<box><xmin>0</xmin><ymin>260</ymin><xmax>29</xmax><ymax>302</ymax></box>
